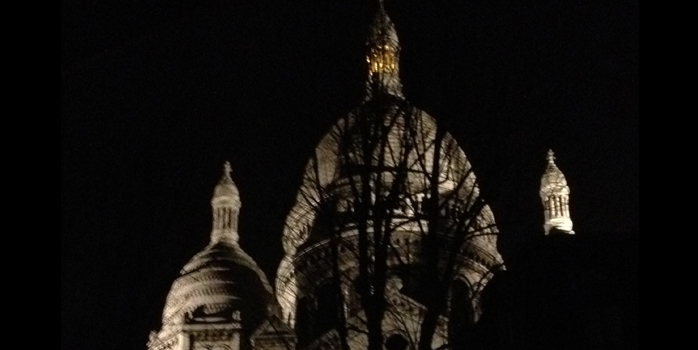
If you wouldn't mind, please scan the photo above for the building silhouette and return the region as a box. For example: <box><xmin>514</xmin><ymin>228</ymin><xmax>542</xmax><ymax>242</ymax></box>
<box><xmin>146</xmin><ymin>3</ymin><xmax>637</xmax><ymax>350</ymax></box>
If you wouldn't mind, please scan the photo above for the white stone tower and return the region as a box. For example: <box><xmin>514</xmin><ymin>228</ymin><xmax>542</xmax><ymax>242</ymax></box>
<box><xmin>540</xmin><ymin>150</ymin><xmax>575</xmax><ymax>235</ymax></box>
<box><xmin>211</xmin><ymin>161</ymin><xmax>242</xmax><ymax>244</ymax></box>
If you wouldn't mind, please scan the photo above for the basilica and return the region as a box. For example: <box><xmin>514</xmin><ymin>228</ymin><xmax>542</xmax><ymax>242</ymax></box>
<box><xmin>146</xmin><ymin>3</ymin><xmax>581</xmax><ymax>350</ymax></box>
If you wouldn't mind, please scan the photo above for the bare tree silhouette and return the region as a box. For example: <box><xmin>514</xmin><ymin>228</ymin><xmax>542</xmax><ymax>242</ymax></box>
<box><xmin>274</xmin><ymin>89</ymin><xmax>504</xmax><ymax>350</ymax></box>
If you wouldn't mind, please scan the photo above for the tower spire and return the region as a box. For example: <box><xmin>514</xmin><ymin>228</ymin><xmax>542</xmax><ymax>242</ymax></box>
<box><xmin>546</xmin><ymin>149</ymin><xmax>555</xmax><ymax>164</ymax></box>
<box><xmin>211</xmin><ymin>160</ymin><xmax>242</xmax><ymax>244</ymax></box>
<box><xmin>365</xmin><ymin>0</ymin><xmax>403</xmax><ymax>99</ymax></box>
<box><xmin>540</xmin><ymin>150</ymin><xmax>574</xmax><ymax>235</ymax></box>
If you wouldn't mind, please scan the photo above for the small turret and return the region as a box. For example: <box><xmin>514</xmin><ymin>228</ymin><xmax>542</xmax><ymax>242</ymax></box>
<box><xmin>540</xmin><ymin>150</ymin><xmax>574</xmax><ymax>235</ymax></box>
<box><xmin>211</xmin><ymin>161</ymin><xmax>241</xmax><ymax>244</ymax></box>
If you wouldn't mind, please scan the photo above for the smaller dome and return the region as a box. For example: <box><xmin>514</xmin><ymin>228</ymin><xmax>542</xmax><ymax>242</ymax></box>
<box><xmin>162</xmin><ymin>242</ymin><xmax>273</xmax><ymax>329</ymax></box>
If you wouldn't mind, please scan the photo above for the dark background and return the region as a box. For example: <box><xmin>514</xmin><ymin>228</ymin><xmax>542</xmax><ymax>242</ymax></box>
<box><xmin>61</xmin><ymin>1</ymin><xmax>638</xmax><ymax>350</ymax></box>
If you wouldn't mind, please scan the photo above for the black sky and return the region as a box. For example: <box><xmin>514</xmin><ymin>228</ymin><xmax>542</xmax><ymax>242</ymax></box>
<box><xmin>61</xmin><ymin>1</ymin><xmax>638</xmax><ymax>350</ymax></box>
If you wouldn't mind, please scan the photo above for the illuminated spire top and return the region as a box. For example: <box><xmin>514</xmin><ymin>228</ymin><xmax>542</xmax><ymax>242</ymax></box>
<box><xmin>211</xmin><ymin>161</ymin><xmax>241</xmax><ymax>244</ymax></box>
<box><xmin>365</xmin><ymin>0</ymin><xmax>403</xmax><ymax>99</ymax></box>
<box><xmin>540</xmin><ymin>150</ymin><xmax>574</xmax><ymax>235</ymax></box>
<box><xmin>546</xmin><ymin>149</ymin><xmax>555</xmax><ymax>164</ymax></box>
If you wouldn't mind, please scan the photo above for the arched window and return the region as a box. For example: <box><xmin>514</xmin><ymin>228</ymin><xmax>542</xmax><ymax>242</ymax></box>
<box><xmin>295</xmin><ymin>296</ymin><xmax>313</xmax><ymax>347</ymax></box>
<box><xmin>295</xmin><ymin>283</ymin><xmax>342</xmax><ymax>347</ymax></box>
<box><xmin>449</xmin><ymin>279</ymin><xmax>472</xmax><ymax>350</ymax></box>
<box><xmin>450</xmin><ymin>279</ymin><xmax>471</xmax><ymax>327</ymax></box>
<box><xmin>385</xmin><ymin>333</ymin><xmax>409</xmax><ymax>350</ymax></box>
<box><xmin>315</xmin><ymin>282</ymin><xmax>341</xmax><ymax>334</ymax></box>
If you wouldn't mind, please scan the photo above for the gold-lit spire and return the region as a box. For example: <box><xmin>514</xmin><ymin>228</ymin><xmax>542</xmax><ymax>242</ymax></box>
<box><xmin>365</xmin><ymin>0</ymin><xmax>403</xmax><ymax>99</ymax></box>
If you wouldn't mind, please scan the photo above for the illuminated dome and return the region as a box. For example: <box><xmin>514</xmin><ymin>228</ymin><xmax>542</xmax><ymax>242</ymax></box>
<box><xmin>279</xmin><ymin>4</ymin><xmax>496</xmax><ymax>256</ymax></box>
<box><xmin>280</xmin><ymin>98</ymin><xmax>489</xmax><ymax>254</ymax></box>
<box><xmin>161</xmin><ymin>242</ymin><xmax>273</xmax><ymax>328</ymax></box>
<box><xmin>275</xmin><ymin>3</ymin><xmax>504</xmax><ymax>327</ymax></box>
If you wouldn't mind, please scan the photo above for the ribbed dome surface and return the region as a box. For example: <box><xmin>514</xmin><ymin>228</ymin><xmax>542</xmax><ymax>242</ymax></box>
<box><xmin>161</xmin><ymin>242</ymin><xmax>273</xmax><ymax>330</ymax></box>
<box><xmin>275</xmin><ymin>96</ymin><xmax>505</xmax><ymax>323</ymax></box>
<box><xmin>213</xmin><ymin>171</ymin><xmax>240</xmax><ymax>202</ymax></box>
<box><xmin>281</xmin><ymin>96</ymin><xmax>489</xmax><ymax>254</ymax></box>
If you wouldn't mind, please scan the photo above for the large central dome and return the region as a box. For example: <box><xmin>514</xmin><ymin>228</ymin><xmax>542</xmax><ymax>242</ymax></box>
<box><xmin>279</xmin><ymin>4</ymin><xmax>494</xmax><ymax>255</ymax></box>
<box><xmin>275</xmin><ymin>3</ymin><xmax>504</xmax><ymax>328</ymax></box>
<box><xmin>281</xmin><ymin>95</ymin><xmax>485</xmax><ymax>254</ymax></box>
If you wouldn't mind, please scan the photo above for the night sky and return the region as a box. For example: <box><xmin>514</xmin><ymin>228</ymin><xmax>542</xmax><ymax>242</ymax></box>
<box><xmin>61</xmin><ymin>1</ymin><xmax>638</xmax><ymax>350</ymax></box>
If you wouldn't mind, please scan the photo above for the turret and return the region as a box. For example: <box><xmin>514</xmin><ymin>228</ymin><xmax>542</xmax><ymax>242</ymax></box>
<box><xmin>540</xmin><ymin>150</ymin><xmax>574</xmax><ymax>235</ymax></box>
<box><xmin>211</xmin><ymin>161</ymin><xmax>242</xmax><ymax>244</ymax></box>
